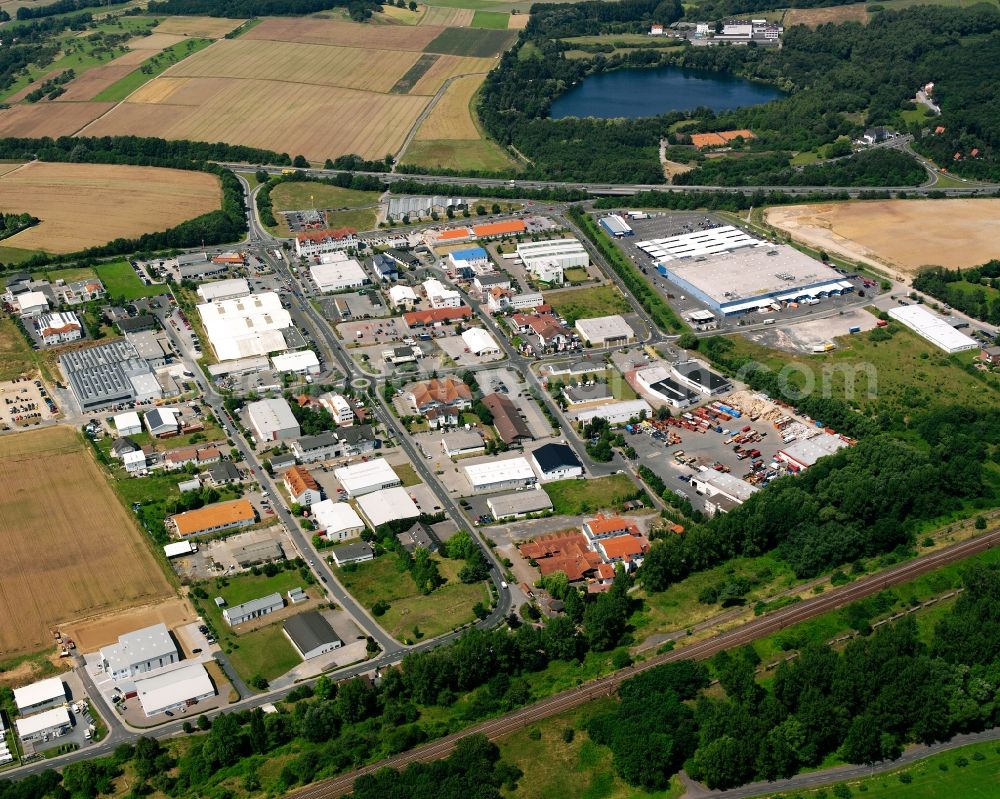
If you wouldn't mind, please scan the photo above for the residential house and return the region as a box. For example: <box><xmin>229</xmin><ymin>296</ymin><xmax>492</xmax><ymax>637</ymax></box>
<box><xmin>582</xmin><ymin>515</ymin><xmax>637</xmax><ymax>542</ymax></box>
<box><xmin>205</xmin><ymin>461</ymin><xmax>242</xmax><ymax>486</ymax></box>
<box><xmin>480</xmin><ymin>392</ymin><xmax>532</xmax><ymax>445</ymax></box>
<box><xmin>980</xmin><ymin>345</ymin><xmax>1000</xmax><ymax>366</ymax></box>
<box><xmin>396</xmin><ymin>522</ymin><xmax>440</xmax><ymax>554</ymax></box>
<box><xmin>284</xmin><ymin>465</ymin><xmax>323</xmax><ymax>506</ymax></box>
<box><xmin>318</xmin><ymin>392</ymin><xmax>354</xmax><ymax>426</ymax></box>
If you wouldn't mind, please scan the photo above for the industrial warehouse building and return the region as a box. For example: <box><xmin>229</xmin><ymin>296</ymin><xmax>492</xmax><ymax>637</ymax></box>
<box><xmin>223</xmin><ymin>592</ymin><xmax>284</xmax><ymax>626</ymax></box>
<box><xmin>171</xmin><ymin>498</ymin><xmax>257</xmax><ymax>537</ymax></box>
<box><xmin>530</xmin><ymin>443</ymin><xmax>583</xmax><ymax>481</ymax></box>
<box><xmin>59</xmin><ymin>339</ymin><xmax>162</xmax><ymax>411</ymax></box>
<box><xmin>575</xmin><ymin>399</ymin><xmax>652</xmax><ymax>426</ymax></box>
<box><xmin>778</xmin><ymin>433</ymin><xmax>850</xmax><ymax>471</ymax></box>
<box><xmin>334</xmin><ymin>458</ymin><xmax>401</xmax><ymax>497</ymax></box>
<box><xmin>271</xmin><ymin>350</ymin><xmax>321</xmax><ymax>375</ymax></box>
<box><xmin>134</xmin><ymin>662</ymin><xmax>215</xmax><ymax>717</ymax></box>
<box><xmin>310</xmin><ymin>258</ymin><xmax>367</xmax><ymax>293</ymax></box>
<box><xmin>487</xmin><ymin>489</ymin><xmax>553</xmax><ymax>520</ymax></box>
<box><xmin>311</xmin><ymin>499</ymin><xmax>366</xmax><ymax>541</ymax></box>
<box><xmin>100</xmin><ymin>623</ymin><xmax>179</xmax><ymax>680</ymax></box>
<box><xmin>15</xmin><ymin>707</ymin><xmax>71</xmax><ymax>743</ymax></box>
<box><xmin>441</xmin><ymin>429</ymin><xmax>486</xmax><ymax>457</ymax></box>
<box><xmin>690</xmin><ymin>471</ymin><xmax>759</xmax><ymax>516</ymax></box>
<box><xmin>197</xmin><ymin>293</ymin><xmax>291</xmax><ymax>361</ymax></box>
<box><xmin>423</xmin><ymin>279</ymin><xmax>462</xmax><ymax>308</ymax></box>
<box><xmin>330</xmin><ymin>541</ymin><xmax>375</xmax><ymax>567</ymax></box>
<box><xmin>355</xmin><ymin>486</ymin><xmax>420</xmax><ymax>528</ymax></box>
<box><xmin>13</xmin><ymin>678</ymin><xmax>66</xmax><ymax>715</ymax></box>
<box><xmin>461</xmin><ymin>328</ymin><xmax>501</xmax><ymax>356</ymax></box>
<box><xmin>636</xmin><ymin>225</ymin><xmax>760</xmax><ymax>261</ymax></box>
<box><xmin>283</xmin><ymin>611</ymin><xmax>342</xmax><ymax>660</ymax></box>
<box><xmin>656</xmin><ymin>245</ymin><xmax>851</xmax><ymax>317</ymax></box>
<box><xmin>247</xmin><ymin>397</ymin><xmax>301</xmax><ymax>441</ymax></box>
<box><xmin>113</xmin><ymin>411</ymin><xmax>142</xmax><ymax>436</ymax></box>
<box><xmin>636</xmin><ymin>365</ymin><xmax>702</xmax><ymax>409</ymax></box>
<box><xmin>599</xmin><ymin>215</ymin><xmax>633</xmax><ymax>237</ymax></box>
<box><xmin>448</xmin><ymin>247</ymin><xmax>490</xmax><ymax>273</ymax></box>
<box><xmin>465</xmin><ymin>457</ymin><xmax>538</xmax><ymax>492</ymax></box>
<box><xmin>516</xmin><ymin>238</ymin><xmax>588</xmax><ymax>285</ymax></box>
<box><xmin>575</xmin><ymin>315</ymin><xmax>636</xmax><ymax>347</ymax></box>
<box><xmin>197</xmin><ymin>278</ymin><xmax>251</xmax><ymax>303</ymax></box>
<box><xmin>887</xmin><ymin>305</ymin><xmax>979</xmax><ymax>353</ymax></box>
<box><xmin>671</xmin><ymin>361</ymin><xmax>732</xmax><ymax>395</ymax></box>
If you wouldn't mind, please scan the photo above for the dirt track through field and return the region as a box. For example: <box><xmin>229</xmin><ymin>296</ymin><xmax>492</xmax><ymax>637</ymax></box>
<box><xmin>0</xmin><ymin>427</ymin><xmax>174</xmax><ymax>658</ymax></box>
<box><xmin>765</xmin><ymin>199</ymin><xmax>1000</xmax><ymax>275</ymax></box>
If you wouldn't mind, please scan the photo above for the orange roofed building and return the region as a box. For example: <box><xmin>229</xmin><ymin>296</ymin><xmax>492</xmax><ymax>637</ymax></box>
<box><xmin>598</xmin><ymin>534</ymin><xmax>649</xmax><ymax>564</ymax></box>
<box><xmin>473</xmin><ymin>219</ymin><xmax>526</xmax><ymax>238</ymax></box>
<box><xmin>403</xmin><ymin>306</ymin><xmax>473</xmax><ymax>327</ymax></box>
<box><xmin>437</xmin><ymin>228</ymin><xmax>472</xmax><ymax>242</ymax></box>
<box><xmin>295</xmin><ymin>227</ymin><xmax>358</xmax><ymax>257</ymax></box>
<box><xmin>283</xmin><ymin>465</ymin><xmax>323</xmax><ymax>507</ymax></box>
<box><xmin>170</xmin><ymin>499</ymin><xmax>256</xmax><ymax>538</ymax></box>
<box><xmin>519</xmin><ymin>531</ymin><xmax>603</xmax><ymax>583</ymax></box>
<box><xmin>582</xmin><ymin>514</ymin><xmax>639</xmax><ymax>541</ymax></box>
<box><xmin>690</xmin><ymin>129</ymin><xmax>755</xmax><ymax>148</ymax></box>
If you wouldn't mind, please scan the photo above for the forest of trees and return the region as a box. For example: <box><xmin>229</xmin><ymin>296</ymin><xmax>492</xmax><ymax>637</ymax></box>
<box><xmin>590</xmin><ymin>563</ymin><xmax>1000</xmax><ymax>791</ymax></box>
<box><xmin>913</xmin><ymin>261</ymin><xmax>1000</xmax><ymax>325</ymax></box>
<box><xmin>146</xmin><ymin>0</ymin><xmax>381</xmax><ymax>21</ymax></box>
<box><xmin>478</xmin><ymin>3</ymin><xmax>1000</xmax><ymax>184</ymax></box>
<box><xmin>15</xmin><ymin>0</ymin><xmax>128</xmax><ymax>20</ymax></box>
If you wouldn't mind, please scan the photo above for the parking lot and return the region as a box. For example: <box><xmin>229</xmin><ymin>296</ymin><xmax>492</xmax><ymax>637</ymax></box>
<box><xmin>436</xmin><ymin>334</ymin><xmax>507</xmax><ymax>367</ymax></box>
<box><xmin>171</xmin><ymin>527</ymin><xmax>298</xmax><ymax>581</ymax></box>
<box><xmin>337</xmin><ymin>317</ymin><xmax>411</xmax><ymax>345</ymax></box>
<box><xmin>316</xmin><ymin>291</ymin><xmax>390</xmax><ymax>322</ymax></box>
<box><xmin>0</xmin><ymin>376</ymin><xmax>58</xmax><ymax>429</ymax></box>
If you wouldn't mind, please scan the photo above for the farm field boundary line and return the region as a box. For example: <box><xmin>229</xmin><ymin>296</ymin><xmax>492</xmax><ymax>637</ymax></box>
<box><xmin>285</xmin><ymin>527</ymin><xmax>1000</xmax><ymax>799</ymax></box>
<box><xmin>396</xmin><ymin>70</ymin><xmax>491</xmax><ymax>162</ymax></box>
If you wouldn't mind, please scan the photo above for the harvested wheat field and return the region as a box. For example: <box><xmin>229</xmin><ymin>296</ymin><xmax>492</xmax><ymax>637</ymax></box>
<box><xmin>169</xmin><ymin>38</ymin><xmax>421</xmax><ymax>93</ymax></box>
<box><xmin>415</xmin><ymin>73</ymin><xmax>485</xmax><ymax>139</ymax></box>
<box><xmin>785</xmin><ymin>4</ymin><xmax>868</xmax><ymax>26</ymax></box>
<box><xmin>0</xmin><ymin>161</ymin><xmax>221</xmax><ymax>253</ymax></box>
<box><xmin>408</xmin><ymin>54</ymin><xmax>495</xmax><ymax>95</ymax></box>
<box><xmin>153</xmin><ymin>15</ymin><xmax>247</xmax><ymax>38</ymax></box>
<box><xmin>0</xmin><ymin>427</ymin><xmax>174</xmax><ymax>658</ymax></box>
<box><xmin>244</xmin><ymin>16</ymin><xmax>443</xmax><ymax>50</ymax></box>
<box><xmin>766</xmin><ymin>199</ymin><xmax>1000</xmax><ymax>275</ymax></box>
<box><xmin>58</xmin><ymin>64</ymin><xmax>135</xmax><ymax>102</ymax></box>
<box><xmin>88</xmin><ymin>77</ymin><xmax>430</xmax><ymax>161</ymax></box>
<box><xmin>0</xmin><ymin>102</ymin><xmax>113</xmax><ymax>138</ymax></box>
<box><xmin>127</xmin><ymin>32</ymin><xmax>187</xmax><ymax>50</ymax></box>
<box><xmin>508</xmin><ymin>13</ymin><xmax>530</xmax><ymax>29</ymax></box>
<box><xmin>421</xmin><ymin>6</ymin><xmax>474</xmax><ymax>26</ymax></box>
<box><xmin>112</xmin><ymin>48</ymin><xmax>158</xmax><ymax>67</ymax></box>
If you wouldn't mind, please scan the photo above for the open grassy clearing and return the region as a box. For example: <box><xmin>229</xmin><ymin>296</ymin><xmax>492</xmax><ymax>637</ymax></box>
<box><xmin>226</xmin><ymin>624</ymin><xmax>301</xmax><ymax>685</ymax></box>
<box><xmin>0</xmin><ymin>315</ymin><xmax>41</xmax><ymax>382</ymax></box>
<box><xmin>719</xmin><ymin>325</ymin><xmax>999</xmax><ymax>415</ymax></box>
<box><xmin>420</xmin><ymin>5</ymin><xmax>474</xmax><ymax>25</ymax></box>
<box><xmin>268</xmin><ymin>182</ymin><xmax>381</xmax><ymax>235</ymax></box>
<box><xmin>784</xmin><ymin>3</ymin><xmax>869</xmax><ymax>26</ymax></box>
<box><xmin>335</xmin><ymin>553</ymin><xmax>486</xmax><ymax>641</ymax></box>
<box><xmin>472</xmin><ymin>10</ymin><xmax>509</xmax><ymax>28</ymax></box>
<box><xmin>0</xmin><ymin>162</ymin><xmax>220</xmax><ymax>254</ymax></box>
<box><xmin>152</xmin><ymin>16</ymin><xmax>247</xmax><ymax>38</ymax></box>
<box><xmin>544</xmin><ymin>473</ymin><xmax>638</xmax><ymax>515</ymax></box>
<box><xmin>93</xmin><ymin>38</ymin><xmax>212</xmax><ymax>102</ymax></box>
<box><xmin>95</xmin><ymin>260</ymin><xmax>171</xmax><ymax>299</ymax></box>
<box><xmin>0</xmin><ymin>427</ymin><xmax>174</xmax><ymax>658</ymax></box>
<box><xmin>766</xmin><ymin>199</ymin><xmax>1000</xmax><ymax>275</ymax></box>
<box><xmin>425</xmin><ymin>26</ymin><xmax>516</xmax><ymax>56</ymax></box>
<box><xmin>547</xmin><ymin>284</ymin><xmax>631</xmax><ymax>321</ymax></box>
<box><xmin>403</xmin><ymin>139</ymin><xmax>517</xmax><ymax>172</ymax></box>
<box><xmin>498</xmin><ymin>697</ymin><xmax>683</xmax><ymax>799</ymax></box>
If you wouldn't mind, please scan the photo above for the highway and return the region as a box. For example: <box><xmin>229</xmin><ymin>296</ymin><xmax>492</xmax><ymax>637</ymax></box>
<box><xmin>217</xmin><ymin>162</ymin><xmax>1000</xmax><ymax>198</ymax></box>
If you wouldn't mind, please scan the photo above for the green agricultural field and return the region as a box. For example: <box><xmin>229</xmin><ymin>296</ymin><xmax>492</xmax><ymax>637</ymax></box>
<box><xmin>94</xmin><ymin>260</ymin><xmax>169</xmax><ymax>300</ymax></box>
<box><xmin>714</xmin><ymin>324</ymin><xmax>1000</xmax><ymax>415</ymax></box>
<box><xmin>425</xmin><ymin>27</ymin><xmax>516</xmax><ymax>56</ymax></box>
<box><xmin>94</xmin><ymin>38</ymin><xmax>212</xmax><ymax>102</ymax></box>
<box><xmin>400</xmin><ymin>138</ymin><xmax>518</xmax><ymax>173</ymax></box>
<box><xmin>547</xmin><ymin>284</ymin><xmax>631</xmax><ymax>324</ymax></box>
<box><xmin>471</xmin><ymin>10</ymin><xmax>509</xmax><ymax>28</ymax></box>
<box><xmin>335</xmin><ymin>553</ymin><xmax>487</xmax><ymax>641</ymax></box>
<box><xmin>0</xmin><ymin>245</ymin><xmax>38</xmax><ymax>265</ymax></box>
<box><xmin>498</xmin><ymin>697</ymin><xmax>685</xmax><ymax>799</ymax></box>
<box><xmin>544</xmin><ymin>473</ymin><xmax>639</xmax><ymax>515</ymax></box>
<box><xmin>560</xmin><ymin>33</ymin><xmax>684</xmax><ymax>48</ymax></box>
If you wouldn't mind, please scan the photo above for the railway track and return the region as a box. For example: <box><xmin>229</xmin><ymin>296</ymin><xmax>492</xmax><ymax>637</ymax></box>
<box><xmin>288</xmin><ymin>527</ymin><xmax>1000</xmax><ymax>799</ymax></box>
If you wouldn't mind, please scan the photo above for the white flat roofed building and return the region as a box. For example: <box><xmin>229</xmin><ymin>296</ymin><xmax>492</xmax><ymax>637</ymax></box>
<box><xmin>134</xmin><ymin>661</ymin><xmax>215</xmax><ymax>717</ymax></box>
<box><xmin>197</xmin><ymin>278</ymin><xmax>251</xmax><ymax>303</ymax></box>
<box><xmin>658</xmin><ymin>246</ymin><xmax>849</xmax><ymax>316</ymax></box>
<box><xmin>198</xmin><ymin>292</ymin><xmax>290</xmax><ymax>361</ymax></box>
<box><xmin>17</xmin><ymin>290</ymin><xmax>49</xmax><ymax>317</ymax></box>
<box><xmin>487</xmin><ymin>488</ymin><xmax>553</xmax><ymax>520</ymax></box>
<box><xmin>461</xmin><ymin>327</ymin><xmax>501</xmax><ymax>356</ymax></box>
<box><xmin>247</xmin><ymin>397</ymin><xmax>301</xmax><ymax>442</ymax></box>
<box><xmin>388</xmin><ymin>285</ymin><xmax>418</xmax><ymax>309</ymax></box>
<box><xmin>36</xmin><ymin>311</ymin><xmax>83</xmax><ymax>345</ymax></box>
<box><xmin>222</xmin><ymin>592</ymin><xmax>284</xmax><ymax>626</ymax></box>
<box><xmin>575</xmin><ymin>315</ymin><xmax>635</xmax><ymax>347</ymax></box>
<box><xmin>355</xmin><ymin>486</ymin><xmax>420</xmax><ymax>528</ymax></box>
<box><xmin>441</xmin><ymin>429</ymin><xmax>486</xmax><ymax>457</ymax></box>
<box><xmin>15</xmin><ymin>707</ymin><xmax>71</xmax><ymax>742</ymax></box>
<box><xmin>636</xmin><ymin>226</ymin><xmax>760</xmax><ymax>261</ymax></box>
<box><xmin>113</xmin><ymin>411</ymin><xmax>142</xmax><ymax>436</ymax></box>
<box><xmin>465</xmin><ymin>456</ymin><xmax>537</xmax><ymax>492</ymax></box>
<box><xmin>311</xmin><ymin>499</ymin><xmax>366</xmax><ymax>542</ymax></box>
<box><xmin>690</xmin><ymin>471</ymin><xmax>759</xmax><ymax>505</ymax></box>
<box><xmin>517</xmin><ymin>238</ymin><xmax>588</xmax><ymax>285</ymax></box>
<box><xmin>575</xmin><ymin>399</ymin><xmax>652</xmax><ymax>426</ymax></box>
<box><xmin>334</xmin><ymin>458</ymin><xmax>401</xmax><ymax>497</ymax></box>
<box><xmin>271</xmin><ymin>350</ymin><xmax>321</xmax><ymax>375</ymax></box>
<box><xmin>164</xmin><ymin>541</ymin><xmax>197</xmax><ymax>558</ymax></box>
<box><xmin>13</xmin><ymin>678</ymin><xmax>66</xmax><ymax>714</ymax></box>
<box><xmin>310</xmin><ymin>259</ymin><xmax>367</xmax><ymax>293</ymax></box>
<box><xmin>888</xmin><ymin>305</ymin><xmax>979</xmax><ymax>353</ymax></box>
<box><xmin>778</xmin><ymin>433</ymin><xmax>850</xmax><ymax>471</ymax></box>
<box><xmin>598</xmin><ymin>215</ymin><xmax>633</xmax><ymax>237</ymax></box>
<box><xmin>100</xmin><ymin>623</ymin><xmax>178</xmax><ymax>680</ymax></box>
<box><xmin>423</xmin><ymin>279</ymin><xmax>462</xmax><ymax>308</ymax></box>
<box><xmin>319</xmin><ymin>392</ymin><xmax>354</xmax><ymax>425</ymax></box>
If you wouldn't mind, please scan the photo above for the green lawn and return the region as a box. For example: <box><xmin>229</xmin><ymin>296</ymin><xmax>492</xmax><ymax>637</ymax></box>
<box><xmin>471</xmin><ymin>10</ymin><xmax>509</xmax><ymax>28</ymax></box>
<box><xmin>335</xmin><ymin>553</ymin><xmax>487</xmax><ymax>642</ymax></box>
<box><xmin>267</xmin><ymin>182</ymin><xmax>381</xmax><ymax>235</ymax></box>
<box><xmin>498</xmin><ymin>697</ymin><xmax>685</xmax><ymax>799</ymax></box>
<box><xmin>93</xmin><ymin>38</ymin><xmax>212</xmax><ymax>102</ymax></box>
<box><xmin>765</xmin><ymin>739</ymin><xmax>1000</xmax><ymax>799</ymax></box>
<box><xmin>0</xmin><ymin>315</ymin><xmax>41</xmax><ymax>381</ymax></box>
<box><xmin>714</xmin><ymin>324</ymin><xmax>1000</xmax><ymax>415</ymax></box>
<box><xmin>94</xmin><ymin>260</ymin><xmax>169</xmax><ymax>300</ymax></box>
<box><xmin>326</xmin><ymin>208</ymin><xmax>379</xmax><ymax>231</ymax></box>
<box><xmin>563</xmin><ymin>266</ymin><xmax>591</xmax><ymax>285</ymax></box>
<box><xmin>225</xmin><ymin>624</ymin><xmax>303</xmax><ymax>685</ymax></box>
<box><xmin>31</xmin><ymin>266</ymin><xmax>97</xmax><ymax>283</ymax></box>
<box><xmin>547</xmin><ymin>285</ymin><xmax>631</xmax><ymax>324</ymax></box>
<box><xmin>401</xmin><ymin>138</ymin><xmax>519</xmax><ymax>174</ymax></box>
<box><xmin>393</xmin><ymin>462</ymin><xmax>422</xmax><ymax>487</ymax></box>
<box><xmin>212</xmin><ymin>570</ymin><xmax>307</xmax><ymax>608</ymax></box>
<box><xmin>544</xmin><ymin>473</ymin><xmax>638</xmax><ymax>515</ymax></box>
<box><xmin>0</xmin><ymin>245</ymin><xmax>39</xmax><ymax>264</ymax></box>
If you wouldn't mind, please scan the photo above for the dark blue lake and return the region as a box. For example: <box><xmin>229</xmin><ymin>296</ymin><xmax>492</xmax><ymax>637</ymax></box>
<box><xmin>550</xmin><ymin>65</ymin><xmax>784</xmax><ymax>120</ymax></box>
